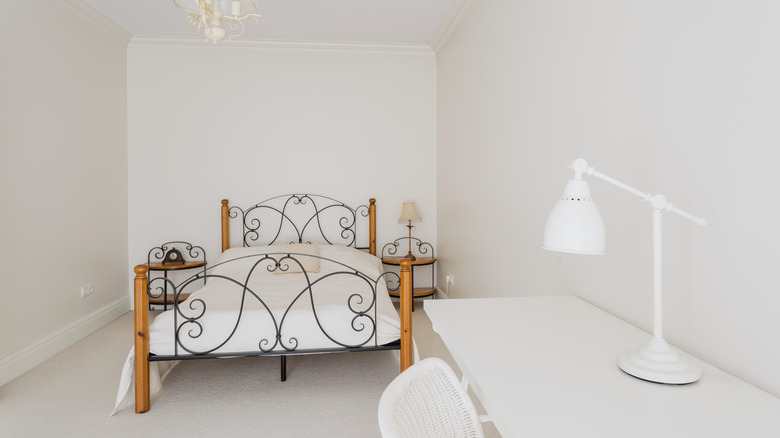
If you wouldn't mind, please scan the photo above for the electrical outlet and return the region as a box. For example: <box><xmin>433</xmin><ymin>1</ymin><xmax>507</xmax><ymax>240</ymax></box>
<box><xmin>80</xmin><ymin>284</ymin><xmax>94</xmax><ymax>298</ymax></box>
<box><xmin>446</xmin><ymin>274</ymin><xmax>454</xmax><ymax>286</ymax></box>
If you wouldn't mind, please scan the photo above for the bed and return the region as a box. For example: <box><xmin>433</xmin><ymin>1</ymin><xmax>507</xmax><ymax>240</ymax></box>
<box><xmin>120</xmin><ymin>194</ymin><xmax>413</xmax><ymax>414</ymax></box>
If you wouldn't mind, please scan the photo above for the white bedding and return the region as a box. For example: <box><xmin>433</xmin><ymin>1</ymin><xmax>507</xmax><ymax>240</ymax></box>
<box><xmin>112</xmin><ymin>245</ymin><xmax>402</xmax><ymax>415</ymax></box>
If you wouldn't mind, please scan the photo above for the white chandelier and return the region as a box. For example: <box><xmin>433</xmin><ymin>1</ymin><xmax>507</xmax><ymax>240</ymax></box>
<box><xmin>173</xmin><ymin>0</ymin><xmax>261</xmax><ymax>44</ymax></box>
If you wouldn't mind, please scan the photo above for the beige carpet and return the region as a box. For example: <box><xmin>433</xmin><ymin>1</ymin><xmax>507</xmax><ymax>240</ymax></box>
<box><xmin>0</xmin><ymin>302</ymin><xmax>501</xmax><ymax>437</ymax></box>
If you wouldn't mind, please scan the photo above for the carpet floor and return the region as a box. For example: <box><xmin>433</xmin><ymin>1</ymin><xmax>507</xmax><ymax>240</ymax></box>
<box><xmin>0</xmin><ymin>301</ymin><xmax>501</xmax><ymax>437</ymax></box>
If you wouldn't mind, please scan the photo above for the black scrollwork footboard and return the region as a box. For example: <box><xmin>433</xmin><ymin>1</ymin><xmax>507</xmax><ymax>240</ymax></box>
<box><xmin>150</xmin><ymin>251</ymin><xmax>401</xmax><ymax>361</ymax></box>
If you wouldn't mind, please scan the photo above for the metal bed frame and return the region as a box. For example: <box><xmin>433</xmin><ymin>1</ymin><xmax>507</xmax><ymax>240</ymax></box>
<box><xmin>132</xmin><ymin>194</ymin><xmax>414</xmax><ymax>413</ymax></box>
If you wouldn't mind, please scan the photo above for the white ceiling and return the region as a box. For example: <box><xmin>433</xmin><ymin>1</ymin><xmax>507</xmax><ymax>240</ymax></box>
<box><xmin>82</xmin><ymin>0</ymin><xmax>457</xmax><ymax>46</ymax></box>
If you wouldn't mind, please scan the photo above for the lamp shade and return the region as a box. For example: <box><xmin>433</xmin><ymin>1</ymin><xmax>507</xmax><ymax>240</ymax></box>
<box><xmin>398</xmin><ymin>202</ymin><xmax>422</xmax><ymax>223</ymax></box>
<box><xmin>543</xmin><ymin>179</ymin><xmax>606</xmax><ymax>255</ymax></box>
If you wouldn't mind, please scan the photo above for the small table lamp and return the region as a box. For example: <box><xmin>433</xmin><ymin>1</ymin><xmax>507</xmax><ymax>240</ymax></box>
<box><xmin>398</xmin><ymin>202</ymin><xmax>422</xmax><ymax>260</ymax></box>
<box><xmin>543</xmin><ymin>158</ymin><xmax>706</xmax><ymax>384</ymax></box>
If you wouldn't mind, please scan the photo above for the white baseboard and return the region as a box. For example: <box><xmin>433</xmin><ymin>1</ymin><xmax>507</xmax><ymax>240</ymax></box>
<box><xmin>0</xmin><ymin>296</ymin><xmax>131</xmax><ymax>387</ymax></box>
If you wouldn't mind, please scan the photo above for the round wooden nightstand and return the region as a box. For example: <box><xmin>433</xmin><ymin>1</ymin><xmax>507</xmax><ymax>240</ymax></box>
<box><xmin>145</xmin><ymin>260</ymin><xmax>206</xmax><ymax>309</ymax></box>
<box><xmin>381</xmin><ymin>256</ymin><xmax>437</xmax><ymax>311</ymax></box>
<box><xmin>145</xmin><ymin>260</ymin><xmax>206</xmax><ymax>310</ymax></box>
<box><xmin>145</xmin><ymin>241</ymin><xmax>207</xmax><ymax>311</ymax></box>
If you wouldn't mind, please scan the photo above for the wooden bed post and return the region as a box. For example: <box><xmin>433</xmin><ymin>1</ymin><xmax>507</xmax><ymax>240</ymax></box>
<box><xmin>221</xmin><ymin>199</ymin><xmax>230</xmax><ymax>252</ymax></box>
<box><xmin>133</xmin><ymin>264</ymin><xmax>150</xmax><ymax>413</ymax></box>
<box><xmin>399</xmin><ymin>259</ymin><xmax>413</xmax><ymax>372</ymax></box>
<box><xmin>369</xmin><ymin>198</ymin><xmax>376</xmax><ymax>256</ymax></box>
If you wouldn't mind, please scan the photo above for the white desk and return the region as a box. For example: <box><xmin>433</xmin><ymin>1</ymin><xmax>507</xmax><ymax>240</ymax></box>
<box><xmin>425</xmin><ymin>296</ymin><xmax>780</xmax><ymax>438</ymax></box>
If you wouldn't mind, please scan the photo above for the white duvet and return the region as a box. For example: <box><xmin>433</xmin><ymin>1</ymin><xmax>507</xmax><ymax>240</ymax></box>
<box><xmin>112</xmin><ymin>245</ymin><xmax>402</xmax><ymax>415</ymax></box>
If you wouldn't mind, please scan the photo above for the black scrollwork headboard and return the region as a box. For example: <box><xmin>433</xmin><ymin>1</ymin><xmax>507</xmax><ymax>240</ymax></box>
<box><xmin>221</xmin><ymin>194</ymin><xmax>376</xmax><ymax>255</ymax></box>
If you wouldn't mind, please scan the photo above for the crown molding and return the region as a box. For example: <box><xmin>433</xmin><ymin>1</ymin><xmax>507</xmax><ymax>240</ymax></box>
<box><xmin>129</xmin><ymin>36</ymin><xmax>434</xmax><ymax>54</ymax></box>
<box><xmin>430</xmin><ymin>0</ymin><xmax>474</xmax><ymax>53</ymax></box>
<box><xmin>61</xmin><ymin>0</ymin><xmax>132</xmax><ymax>44</ymax></box>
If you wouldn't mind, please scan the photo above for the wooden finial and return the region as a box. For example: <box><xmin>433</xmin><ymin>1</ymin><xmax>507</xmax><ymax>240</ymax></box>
<box><xmin>134</xmin><ymin>264</ymin><xmax>148</xmax><ymax>277</ymax></box>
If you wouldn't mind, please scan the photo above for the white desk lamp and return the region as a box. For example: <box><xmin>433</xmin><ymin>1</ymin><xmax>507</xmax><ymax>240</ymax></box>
<box><xmin>543</xmin><ymin>158</ymin><xmax>706</xmax><ymax>384</ymax></box>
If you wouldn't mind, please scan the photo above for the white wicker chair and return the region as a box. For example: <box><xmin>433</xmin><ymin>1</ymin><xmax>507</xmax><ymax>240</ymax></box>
<box><xmin>378</xmin><ymin>357</ymin><xmax>485</xmax><ymax>438</ymax></box>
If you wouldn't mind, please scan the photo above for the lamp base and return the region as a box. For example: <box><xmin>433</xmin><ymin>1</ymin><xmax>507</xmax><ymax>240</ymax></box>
<box><xmin>403</xmin><ymin>252</ymin><xmax>416</xmax><ymax>261</ymax></box>
<box><xmin>618</xmin><ymin>337</ymin><xmax>701</xmax><ymax>384</ymax></box>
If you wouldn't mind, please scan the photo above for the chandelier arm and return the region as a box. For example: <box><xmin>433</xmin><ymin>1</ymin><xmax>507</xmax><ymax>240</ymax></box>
<box><xmin>172</xmin><ymin>0</ymin><xmax>193</xmax><ymax>15</ymax></box>
<box><xmin>227</xmin><ymin>21</ymin><xmax>246</xmax><ymax>42</ymax></box>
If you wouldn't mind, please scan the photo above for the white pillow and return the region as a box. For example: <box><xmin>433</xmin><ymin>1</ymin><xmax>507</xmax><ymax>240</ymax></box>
<box><xmin>274</xmin><ymin>243</ymin><xmax>320</xmax><ymax>274</ymax></box>
<box><xmin>212</xmin><ymin>246</ymin><xmax>276</xmax><ymax>278</ymax></box>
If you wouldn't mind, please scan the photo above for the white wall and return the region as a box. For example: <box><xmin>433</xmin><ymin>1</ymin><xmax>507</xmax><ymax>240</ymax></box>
<box><xmin>127</xmin><ymin>44</ymin><xmax>437</xmax><ymax>284</ymax></box>
<box><xmin>0</xmin><ymin>1</ymin><xmax>129</xmax><ymax>384</ymax></box>
<box><xmin>437</xmin><ymin>1</ymin><xmax>780</xmax><ymax>396</ymax></box>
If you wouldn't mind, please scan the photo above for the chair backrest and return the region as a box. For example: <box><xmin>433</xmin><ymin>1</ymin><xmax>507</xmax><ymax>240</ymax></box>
<box><xmin>378</xmin><ymin>357</ymin><xmax>485</xmax><ymax>438</ymax></box>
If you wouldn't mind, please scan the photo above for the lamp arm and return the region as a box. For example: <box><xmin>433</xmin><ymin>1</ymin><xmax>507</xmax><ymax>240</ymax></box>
<box><xmin>572</xmin><ymin>158</ymin><xmax>707</xmax><ymax>227</ymax></box>
<box><xmin>665</xmin><ymin>203</ymin><xmax>707</xmax><ymax>227</ymax></box>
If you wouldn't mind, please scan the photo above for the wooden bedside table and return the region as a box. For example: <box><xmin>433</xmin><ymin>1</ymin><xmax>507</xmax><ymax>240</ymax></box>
<box><xmin>381</xmin><ymin>256</ymin><xmax>437</xmax><ymax>311</ymax></box>
<box><xmin>146</xmin><ymin>241</ymin><xmax>206</xmax><ymax>310</ymax></box>
<box><xmin>145</xmin><ymin>260</ymin><xmax>206</xmax><ymax>310</ymax></box>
